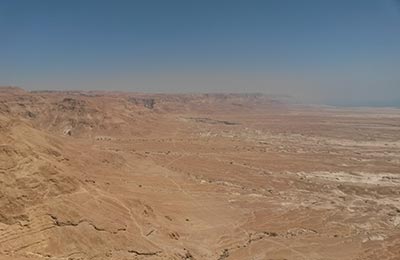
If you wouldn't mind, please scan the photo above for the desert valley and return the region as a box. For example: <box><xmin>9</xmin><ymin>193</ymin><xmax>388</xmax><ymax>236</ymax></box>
<box><xmin>0</xmin><ymin>86</ymin><xmax>399</xmax><ymax>260</ymax></box>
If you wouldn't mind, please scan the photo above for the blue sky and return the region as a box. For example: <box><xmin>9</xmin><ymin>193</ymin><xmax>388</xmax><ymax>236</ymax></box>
<box><xmin>1</xmin><ymin>0</ymin><xmax>400</xmax><ymax>105</ymax></box>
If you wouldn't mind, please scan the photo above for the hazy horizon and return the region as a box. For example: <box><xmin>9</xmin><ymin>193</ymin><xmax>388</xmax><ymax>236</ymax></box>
<box><xmin>1</xmin><ymin>0</ymin><xmax>400</xmax><ymax>107</ymax></box>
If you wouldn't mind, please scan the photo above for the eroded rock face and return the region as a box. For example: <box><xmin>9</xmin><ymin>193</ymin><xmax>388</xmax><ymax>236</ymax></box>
<box><xmin>128</xmin><ymin>97</ymin><xmax>155</xmax><ymax>109</ymax></box>
<box><xmin>57</xmin><ymin>98</ymin><xmax>87</xmax><ymax>113</ymax></box>
<box><xmin>0</xmin><ymin>145</ymin><xmax>21</xmax><ymax>171</ymax></box>
<box><xmin>0</xmin><ymin>87</ymin><xmax>399</xmax><ymax>259</ymax></box>
<box><xmin>0</xmin><ymin>122</ymin><xmax>79</xmax><ymax>227</ymax></box>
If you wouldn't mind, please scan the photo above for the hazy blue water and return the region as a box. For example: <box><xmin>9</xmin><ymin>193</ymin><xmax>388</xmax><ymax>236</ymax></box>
<box><xmin>328</xmin><ymin>100</ymin><xmax>400</xmax><ymax>108</ymax></box>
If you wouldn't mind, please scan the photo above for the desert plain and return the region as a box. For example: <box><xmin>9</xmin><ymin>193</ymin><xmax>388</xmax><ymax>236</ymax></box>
<box><xmin>0</xmin><ymin>86</ymin><xmax>399</xmax><ymax>260</ymax></box>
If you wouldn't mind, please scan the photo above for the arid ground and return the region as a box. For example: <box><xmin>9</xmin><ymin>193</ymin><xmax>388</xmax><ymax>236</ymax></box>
<box><xmin>0</xmin><ymin>87</ymin><xmax>399</xmax><ymax>260</ymax></box>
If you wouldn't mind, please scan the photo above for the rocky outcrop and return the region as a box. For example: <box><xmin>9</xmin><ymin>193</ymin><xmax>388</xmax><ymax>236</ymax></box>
<box><xmin>128</xmin><ymin>97</ymin><xmax>155</xmax><ymax>109</ymax></box>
